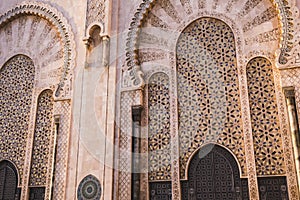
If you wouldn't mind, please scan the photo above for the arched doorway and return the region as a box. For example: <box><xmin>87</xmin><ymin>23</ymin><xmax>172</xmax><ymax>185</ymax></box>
<box><xmin>0</xmin><ymin>160</ymin><xmax>20</xmax><ymax>200</ymax></box>
<box><xmin>181</xmin><ymin>144</ymin><xmax>249</xmax><ymax>200</ymax></box>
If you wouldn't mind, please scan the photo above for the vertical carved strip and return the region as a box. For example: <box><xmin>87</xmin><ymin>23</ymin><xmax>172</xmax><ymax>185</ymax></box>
<box><xmin>238</xmin><ymin>61</ymin><xmax>259</xmax><ymax>199</ymax></box>
<box><xmin>118</xmin><ymin>92</ymin><xmax>134</xmax><ymax>200</ymax></box>
<box><xmin>169</xmin><ymin>52</ymin><xmax>181</xmax><ymax>200</ymax></box>
<box><xmin>132</xmin><ymin>106</ymin><xmax>143</xmax><ymax>200</ymax></box>
<box><xmin>140</xmin><ymin>85</ymin><xmax>149</xmax><ymax>200</ymax></box>
<box><xmin>52</xmin><ymin>100</ymin><xmax>71</xmax><ymax>199</ymax></box>
<box><xmin>284</xmin><ymin>88</ymin><xmax>300</xmax><ymax>198</ymax></box>
<box><xmin>281</xmin><ymin>68</ymin><xmax>300</xmax><ymax>197</ymax></box>
<box><xmin>273</xmin><ymin>68</ymin><xmax>300</xmax><ymax>199</ymax></box>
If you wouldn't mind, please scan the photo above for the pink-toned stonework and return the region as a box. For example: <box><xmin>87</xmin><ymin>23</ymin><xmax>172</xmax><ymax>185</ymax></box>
<box><xmin>0</xmin><ymin>0</ymin><xmax>300</xmax><ymax>200</ymax></box>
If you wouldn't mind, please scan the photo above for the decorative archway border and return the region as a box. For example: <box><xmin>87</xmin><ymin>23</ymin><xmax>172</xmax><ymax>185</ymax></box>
<box><xmin>0</xmin><ymin>1</ymin><xmax>76</xmax><ymax>99</ymax></box>
<box><xmin>124</xmin><ymin>0</ymin><xmax>294</xmax><ymax>90</ymax></box>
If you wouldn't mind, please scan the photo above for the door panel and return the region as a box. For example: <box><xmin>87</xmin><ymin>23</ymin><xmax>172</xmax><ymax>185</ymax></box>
<box><xmin>181</xmin><ymin>145</ymin><xmax>249</xmax><ymax>200</ymax></box>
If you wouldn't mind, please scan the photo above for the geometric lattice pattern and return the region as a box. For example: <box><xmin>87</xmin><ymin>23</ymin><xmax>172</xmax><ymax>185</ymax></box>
<box><xmin>247</xmin><ymin>57</ymin><xmax>285</xmax><ymax>175</ymax></box>
<box><xmin>0</xmin><ymin>55</ymin><xmax>35</xmax><ymax>183</ymax></box>
<box><xmin>148</xmin><ymin>72</ymin><xmax>171</xmax><ymax>181</ymax></box>
<box><xmin>29</xmin><ymin>90</ymin><xmax>54</xmax><ymax>186</ymax></box>
<box><xmin>176</xmin><ymin>17</ymin><xmax>246</xmax><ymax>178</ymax></box>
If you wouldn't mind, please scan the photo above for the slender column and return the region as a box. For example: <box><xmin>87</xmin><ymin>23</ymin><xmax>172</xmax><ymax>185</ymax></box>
<box><xmin>284</xmin><ymin>88</ymin><xmax>300</xmax><ymax>194</ymax></box>
<box><xmin>102</xmin><ymin>35</ymin><xmax>110</xmax><ymax>67</ymax></box>
<box><xmin>50</xmin><ymin>115</ymin><xmax>60</xmax><ymax>200</ymax></box>
<box><xmin>132</xmin><ymin>106</ymin><xmax>143</xmax><ymax>200</ymax></box>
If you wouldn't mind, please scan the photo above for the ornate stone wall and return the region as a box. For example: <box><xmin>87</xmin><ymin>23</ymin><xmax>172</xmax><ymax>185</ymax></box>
<box><xmin>86</xmin><ymin>0</ymin><xmax>106</xmax><ymax>28</ymax></box>
<box><xmin>0</xmin><ymin>2</ymin><xmax>75</xmax><ymax>199</ymax></box>
<box><xmin>0</xmin><ymin>1</ymin><xmax>76</xmax><ymax>99</ymax></box>
<box><xmin>122</xmin><ymin>0</ymin><xmax>291</xmax><ymax>89</ymax></box>
<box><xmin>176</xmin><ymin>17</ymin><xmax>246</xmax><ymax>179</ymax></box>
<box><xmin>119</xmin><ymin>0</ymin><xmax>300</xmax><ymax>199</ymax></box>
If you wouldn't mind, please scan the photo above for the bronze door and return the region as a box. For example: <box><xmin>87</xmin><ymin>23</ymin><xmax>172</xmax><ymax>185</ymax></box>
<box><xmin>181</xmin><ymin>145</ymin><xmax>249</xmax><ymax>200</ymax></box>
<box><xmin>0</xmin><ymin>161</ymin><xmax>20</xmax><ymax>200</ymax></box>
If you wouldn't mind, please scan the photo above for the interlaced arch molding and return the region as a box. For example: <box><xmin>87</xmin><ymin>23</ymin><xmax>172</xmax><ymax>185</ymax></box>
<box><xmin>123</xmin><ymin>0</ymin><xmax>294</xmax><ymax>90</ymax></box>
<box><xmin>0</xmin><ymin>1</ymin><xmax>76</xmax><ymax>99</ymax></box>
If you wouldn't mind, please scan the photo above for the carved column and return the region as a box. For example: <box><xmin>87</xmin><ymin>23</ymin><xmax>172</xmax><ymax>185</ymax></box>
<box><xmin>284</xmin><ymin>88</ymin><xmax>300</xmax><ymax>194</ymax></box>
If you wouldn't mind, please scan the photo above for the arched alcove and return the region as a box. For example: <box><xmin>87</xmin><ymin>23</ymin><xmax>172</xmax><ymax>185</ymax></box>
<box><xmin>28</xmin><ymin>89</ymin><xmax>54</xmax><ymax>200</ymax></box>
<box><xmin>246</xmin><ymin>57</ymin><xmax>285</xmax><ymax>175</ymax></box>
<box><xmin>176</xmin><ymin>17</ymin><xmax>246</xmax><ymax>179</ymax></box>
<box><xmin>0</xmin><ymin>54</ymin><xmax>35</xmax><ymax>185</ymax></box>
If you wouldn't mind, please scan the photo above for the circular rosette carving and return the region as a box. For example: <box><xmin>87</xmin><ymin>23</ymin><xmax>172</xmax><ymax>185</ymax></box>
<box><xmin>77</xmin><ymin>175</ymin><xmax>101</xmax><ymax>200</ymax></box>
